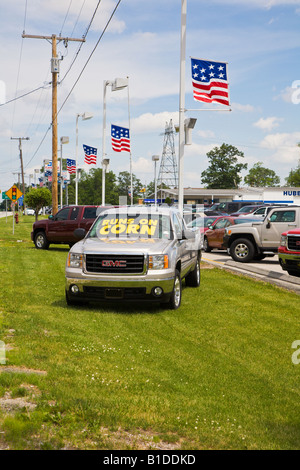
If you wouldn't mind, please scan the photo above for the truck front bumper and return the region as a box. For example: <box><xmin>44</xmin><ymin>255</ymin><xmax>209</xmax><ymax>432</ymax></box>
<box><xmin>278</xmin><ymin>252</ymin><xmax>300</xmax><ymax>273</ymax></box>
<box><xmin>65</xmin><ymin>271</ymin><xmax>175</xmax><ymax>303</ymax></box>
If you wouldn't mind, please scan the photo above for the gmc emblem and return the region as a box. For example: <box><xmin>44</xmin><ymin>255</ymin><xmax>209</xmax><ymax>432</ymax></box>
<box><xmin>102</xmin><ymin>260</ymin><xmax>127</xmax><ymax>267</ymax></box>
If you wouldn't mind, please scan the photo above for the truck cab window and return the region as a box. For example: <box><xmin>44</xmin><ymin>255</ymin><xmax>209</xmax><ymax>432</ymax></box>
<box><xmin>54</xmin><ymin>208</ymin><xmax>70</xmax><ymax>221</ymax></box>
<box><xmin>70</xmin><ymin>208</ymin><xmax>80</xmax><ymax>220</ymax></box>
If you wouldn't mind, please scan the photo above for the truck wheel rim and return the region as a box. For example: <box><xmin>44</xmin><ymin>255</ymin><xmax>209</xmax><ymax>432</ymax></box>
<box><xmin>36</xmin><ymin>235</ymin><xmax>44</xmax><ymax>247</ymax></box>
<box><xmin>196</xmin><ymin>262</ymin><xmax>200</xmax><ymax>283</ymax></box>
<box><xmin>235</xmin><ymin>243</ymin><xmax>248</xmax><ymax>258</ymax></box>
<box><xmin>174</xmin><ymin>277</ymin><xmax>181</xmax><ymax>306</ymax></box>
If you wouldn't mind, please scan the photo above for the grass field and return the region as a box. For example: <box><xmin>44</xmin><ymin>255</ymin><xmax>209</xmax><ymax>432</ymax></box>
<box><xmin>0</xmin><ymin>213</ymin><xmax>299</xmax><ymax>450</ymax></box>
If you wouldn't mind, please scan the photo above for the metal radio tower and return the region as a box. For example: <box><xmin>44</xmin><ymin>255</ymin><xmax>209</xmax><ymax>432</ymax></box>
<box><xmin>157</xmin><ymin>120</ymin><xmax>178</xmax><ymax>189</ymax></box>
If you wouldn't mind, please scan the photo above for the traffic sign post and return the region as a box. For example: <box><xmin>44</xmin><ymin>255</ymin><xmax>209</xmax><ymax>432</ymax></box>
<box><xmin>5</xmin><ymin>185</ymin><xmax>23</xmax><ymax>234</ymax></box>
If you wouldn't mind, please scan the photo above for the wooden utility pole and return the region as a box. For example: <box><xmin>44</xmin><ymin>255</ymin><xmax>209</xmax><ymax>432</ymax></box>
<box><xmin>11</xmin><ymin>137</ymin><xmax>29</xmax><ymax>197</ymax></box>
<box><xmin>22</xmin><ymin>33</ymin><xmax>85</xmax><ymax>215</ymax></box>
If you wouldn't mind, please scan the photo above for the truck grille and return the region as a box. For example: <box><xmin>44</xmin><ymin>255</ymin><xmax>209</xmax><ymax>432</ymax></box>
<box><xmin>287</xmin><ymin>235</ymin><xmax>300</xmax><ymax>251</ymax></box>
<box><xmin>85</xmin><ymin>254</ymin><xmax>145</xmax><ymax>274</ymax></box>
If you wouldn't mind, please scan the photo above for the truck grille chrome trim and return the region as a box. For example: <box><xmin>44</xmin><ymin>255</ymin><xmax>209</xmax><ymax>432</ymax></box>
<box><xmin>84</xmin><ymin>253</ymin><xmax>146</xmax><ymax>274</ymax></box>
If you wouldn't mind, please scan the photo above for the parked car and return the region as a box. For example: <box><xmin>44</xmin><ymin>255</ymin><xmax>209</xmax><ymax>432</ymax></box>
<box><xmin>242</xmin><ymin>204</ymin><xmax>290</xmax><ymax>219</ymax></box>
<box><xmin>223</xmin><ymin>207</ymin><xmax>300</xmax><ymax>262</ymax></box>
<box><xmin>209</xmin><ymin>201</ymin><xmax>261</xmax><ymax>214</ymax></box>
<box><xmin>278</xmin><ymin>228</ymin><xmax>300</xmax><ymax>277</ymax></box>
<box><xmin>187</xmin><ymin>216</ymin><xmax>224</xmax><ymax>247</ymax></box>
<box><xmin>203</xmin><ymin>216</ymin><xmax>258</xmax><ymax>252</ymax></box>
<box><xmin>23</xmin><ymin>208</ymin><xmax>35</xmax><ymax>216</ymax></box>
<box><xmin>230</xmin><ymin>205</ymin><xmax>266</xmax><ymax>217</ymax></box>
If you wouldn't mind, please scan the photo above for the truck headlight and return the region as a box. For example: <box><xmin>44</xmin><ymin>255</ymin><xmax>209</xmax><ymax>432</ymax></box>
<box><xmin>68</xmin><ymin>253</ymin><xmax>83</xmax><ymax>268</ymax></box>
<box><xmin>149</xmin><ymin>255</ymin><xmax>169</xmax><ymax>269</ymax></box>
<box><xmin>280</xmin><ymin>235</ymin><xmax>287</xmax><ymax>248</ymax></box>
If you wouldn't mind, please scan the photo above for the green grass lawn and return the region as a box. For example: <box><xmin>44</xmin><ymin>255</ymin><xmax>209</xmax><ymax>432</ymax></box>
<box><xmin>0</xmin><ymin>213</ymin><xmax>299</xmax><ymax>450</ymax></box>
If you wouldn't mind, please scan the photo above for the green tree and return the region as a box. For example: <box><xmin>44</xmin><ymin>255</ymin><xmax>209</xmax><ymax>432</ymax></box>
<box><xmin>201</xmin><ymin>143</ymin><xmax>247</xmax><ymax>189</ymax></box>
<box><xmin>77</xmin><ymin>168</ymin><xmax>119</xmax><ymax>205</ymax></box>
<box><xmin>244</xmin><ymin>162</ymin><xmax>280</xmax><ymax>187</ymax></box>
<box><xmin>285</xmin><ymin>162</ymin><xmax>300</xmax><ymax>187</ymax></box>
<box><xmin>24</xmin><ymin>187</ymin><xmax>52</xmax><ymax>221</ymax></box>
<box><xmin>117</xmin><ymin>171</ymin><xmax>143</xmax><ymax>203</ymax></box>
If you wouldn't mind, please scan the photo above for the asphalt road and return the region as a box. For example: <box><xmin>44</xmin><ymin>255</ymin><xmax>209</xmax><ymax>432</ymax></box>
<box><xmin>0</xmin><ymin>211</ymin><xmax>12</xmax><ymax>219</ymax></box>
<box><xmin>201</xmin><ymin>249</ymin><xmax>300</xmax><ymax>295</ymax></box>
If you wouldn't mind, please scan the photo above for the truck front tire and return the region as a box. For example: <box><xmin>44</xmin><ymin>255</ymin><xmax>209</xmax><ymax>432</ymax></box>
<box><xmin>230</xmin><ymin>238</ymin><xmax>255</xmax><ymax>263</ymax></box>
<box><xmin>34</xmin><ymin>231</ymin><xmax>50</xmax><ymax>250</ymax></box>
<box><xmin>168</xmin><ymin>270</ymin><xmax>182</xmax><ymax>310</ymax></box>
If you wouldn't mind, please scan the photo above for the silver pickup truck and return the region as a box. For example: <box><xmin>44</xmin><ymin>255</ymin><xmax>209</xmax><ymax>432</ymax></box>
<box><xmin>65</xmin><ymin>206</ymin><xmax>201</xmax><ymax>309</ymax></box>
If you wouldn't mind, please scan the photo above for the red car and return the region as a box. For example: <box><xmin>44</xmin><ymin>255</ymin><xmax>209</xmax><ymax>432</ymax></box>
<box><xmin>278</xmin><ymin>228</ymin><xmax>300</xmax><ymax>277</ymax></box>
<box><xmin>203</xmin><ymin>216</ymin><xmax>258</xmax><ymax>252</ymax></box>
<box><xmin>230</xmin><ymin>205</ymin><xmax>265</xmax><ymax>217</ymax></box>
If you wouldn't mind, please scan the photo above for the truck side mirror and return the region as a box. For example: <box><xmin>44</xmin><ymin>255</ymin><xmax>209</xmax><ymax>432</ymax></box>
<box><xmin>74</xmin><ymin>228</ymin><xmax>86</xmax><ymax>240</ymax></box>
<box><xmin>266</xmin><ymin>217</ymin><xmax>271</xmax><ymax>229</ymax></box>
<box><xmin>183</xmin><ymin>229</ymin><xmax>195</xmax><ymax>240</ymax></box>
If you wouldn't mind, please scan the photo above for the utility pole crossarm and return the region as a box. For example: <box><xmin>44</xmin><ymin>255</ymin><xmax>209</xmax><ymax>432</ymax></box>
<box><xmin>22</xmin><ymin>33</ymin><xmax>85</xmax><ymax>43</ymax></box>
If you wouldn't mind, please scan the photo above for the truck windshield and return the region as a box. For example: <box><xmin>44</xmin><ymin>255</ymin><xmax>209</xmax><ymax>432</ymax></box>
<box><xmin>88</xmin><ymin>212</ymin><xmax>173</xmax><ymax>240</ymax></box>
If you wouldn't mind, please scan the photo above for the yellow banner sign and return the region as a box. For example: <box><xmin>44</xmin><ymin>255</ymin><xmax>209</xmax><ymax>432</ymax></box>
<box><xmin>98</xmin><ymin>218</ymin><xmax>158</xmax><ymax>237</ymax></box>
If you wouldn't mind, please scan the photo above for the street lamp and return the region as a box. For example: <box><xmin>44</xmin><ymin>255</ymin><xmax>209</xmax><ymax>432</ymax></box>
<box><xmin>75</xmin><ymin>112</ymin><xmax>93</xmax><ymax>205</ymax></box>
<box><xmin>60</xmin><ymin>136</ymin><xmax>69</xmax><ymax>208</ymax></box>
<box><xmin>152</xmin><ymin>155</ymin><xmax>160</xmax><ymax>209</ymax></box>
<box><xmin>102</xmin><ymin>77</ymin><xmax>129</xmax><ymax>206</ymax></box>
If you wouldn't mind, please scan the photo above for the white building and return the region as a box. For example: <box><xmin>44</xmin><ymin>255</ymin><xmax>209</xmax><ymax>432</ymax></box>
<box><xmin>161</xmin><ymin>187</ymin><xmax>300</xmax><ymax>206</ymax></box>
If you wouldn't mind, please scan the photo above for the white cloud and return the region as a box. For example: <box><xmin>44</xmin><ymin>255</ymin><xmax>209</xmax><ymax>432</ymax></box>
<box><xmin>197</xmin><ymin>130</ymin><xmax>215</xmax><ymax>139</ymax></box>
<box><xmin>260</xmin><ymin>131</ymin><xmax>300</xmax><ymax>164</ymax></box>
<box><xmin>253</xmin><ymin>117</ymin><xmax>283</xmax><ymax>132</ymax></box>
<box><xmin>130</xmin><ymin>112</ymin><xmax>179</xmax><ymax>134</ymax></box>
<box><xmin>209</xmin><ymin>0</ymin><xmax>300</xmax><ymax>8</ymax></box>
<box><xmin>231</xmin><ymin>103</ymin><xmax>255</xmax><ymax>112</ymax></box>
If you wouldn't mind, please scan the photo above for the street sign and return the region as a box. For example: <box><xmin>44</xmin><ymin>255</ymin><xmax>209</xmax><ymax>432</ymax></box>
<box><xmin>5</xmin><ymin>185</ymin><xmax>23</xmax><ymax>201</ymax></box>
<box><xmin>2</xmin><ymin>191</ymin><xmax>10</xmax><ymax>200</ymax></box>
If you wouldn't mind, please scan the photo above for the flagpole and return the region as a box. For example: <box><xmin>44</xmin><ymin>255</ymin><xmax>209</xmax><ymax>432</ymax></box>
<box><xmin>75</xmin><ymin>114</ymin><xmax>79</xmax><ymax>205</ymax></box>
<box><xmin>127</xmin><ymin>77</ymin><xmax>133</xmax><ymax>206</ymax></box>
<box><xmin>178</xmin><ymin>0</ymin><xmax>187</xmax><ymax>214</ymax></box>
<box><xmin>102</xmin><ymin>80</ymin><xmax>108</xmax><ymax>206</ymax></box>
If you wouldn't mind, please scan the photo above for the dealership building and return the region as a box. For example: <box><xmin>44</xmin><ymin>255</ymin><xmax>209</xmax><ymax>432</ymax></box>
<box><xmin>157</xmin><ymin>186</ymin><xmax>300</xmax><ymax>206</ymax></box>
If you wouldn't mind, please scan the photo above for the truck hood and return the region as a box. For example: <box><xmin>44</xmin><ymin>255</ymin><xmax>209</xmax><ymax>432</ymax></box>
<box><xmin>281</xmin><ymin>228</ymin><xmax>300</xmax><ymax>236</ymax></box>
<box><xmin>231</xmin><ymin>221</ymin><xmax>263</xmax><ymax>229</ymax></box>
<box><xmin>71</xmin><ymin>237</ymin><xmax>173</xmax><ymax>254</ymax></box>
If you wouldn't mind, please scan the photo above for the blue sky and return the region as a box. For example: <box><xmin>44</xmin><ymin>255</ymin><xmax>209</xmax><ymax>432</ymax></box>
<box><xmin>1</xmin><ymin>0</ymin><xmax>300</xmax><ymax>198</ymax></box>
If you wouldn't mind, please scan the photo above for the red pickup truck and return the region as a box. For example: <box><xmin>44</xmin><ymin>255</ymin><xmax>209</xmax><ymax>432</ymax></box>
<box><xmin>31</xmin><ymin>205</ymin><xmax>101</xmax><ymax>249</ymax></box>
<box><xmin>278</xmin><ymin>228</ymin><xmax>300</xmax><ymax>277</ymax></box>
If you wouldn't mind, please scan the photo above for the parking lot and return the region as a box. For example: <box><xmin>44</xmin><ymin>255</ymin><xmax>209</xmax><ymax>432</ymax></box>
<box><xmin>202</xmin><ymin>250</ymin><xmax>300</xmax><ymax>295</ymax></box>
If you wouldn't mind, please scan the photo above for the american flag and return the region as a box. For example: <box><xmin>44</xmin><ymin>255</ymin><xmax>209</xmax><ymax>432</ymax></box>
<box><xmin>83</xmin><ymin>145</ymin><xmax>97</xmax><ymax>165</ymax></box>
<box><xmin>67</xmin><ymin>159</ymin><xmax>76</xmax><ymax>174</ymax></box>
<box><xmin>191</xmin><ymin>58</ymin><xmax>230</xmax><ymax>106</ymax></box>
<box><xmin>111</xmin><ymin>125</ymin><xmax>130</xmax><ymax>153</ymax></box>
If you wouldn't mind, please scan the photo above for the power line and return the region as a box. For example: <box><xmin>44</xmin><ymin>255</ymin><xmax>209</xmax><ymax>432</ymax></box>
<box><xmin>23</xmin><ymin>0</ymin><xmax>123</xmax><ymax>175</ymax></box>
<box><xmin>58</xmin><ymin>0</ymin><xmax>122</xmax><ymax>115</ymax></box>
<box><xmin>60</xmin><ymin>0</ymin><xmax>102</xmax><ymax>85</ymax></box>
<box><xmin>0</xmin><ymin>84</ymin><xmax>51</xmax><ymax>107</ymax></box>
<box><xmin>59</xmin><ymin>0</ymin><xmax>73</xmax><ymax>37</ymax></box>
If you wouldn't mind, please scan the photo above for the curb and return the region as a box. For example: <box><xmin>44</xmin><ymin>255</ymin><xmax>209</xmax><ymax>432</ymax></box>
<box><xmin>225</xmin><ymin>260</ymin><xmax>300</xmax><ymax>286</ymax></box>
<box><xmin>202</xmin><ymin>258</ymin><xmax>300</xmax><ymax>295</ymax></box>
